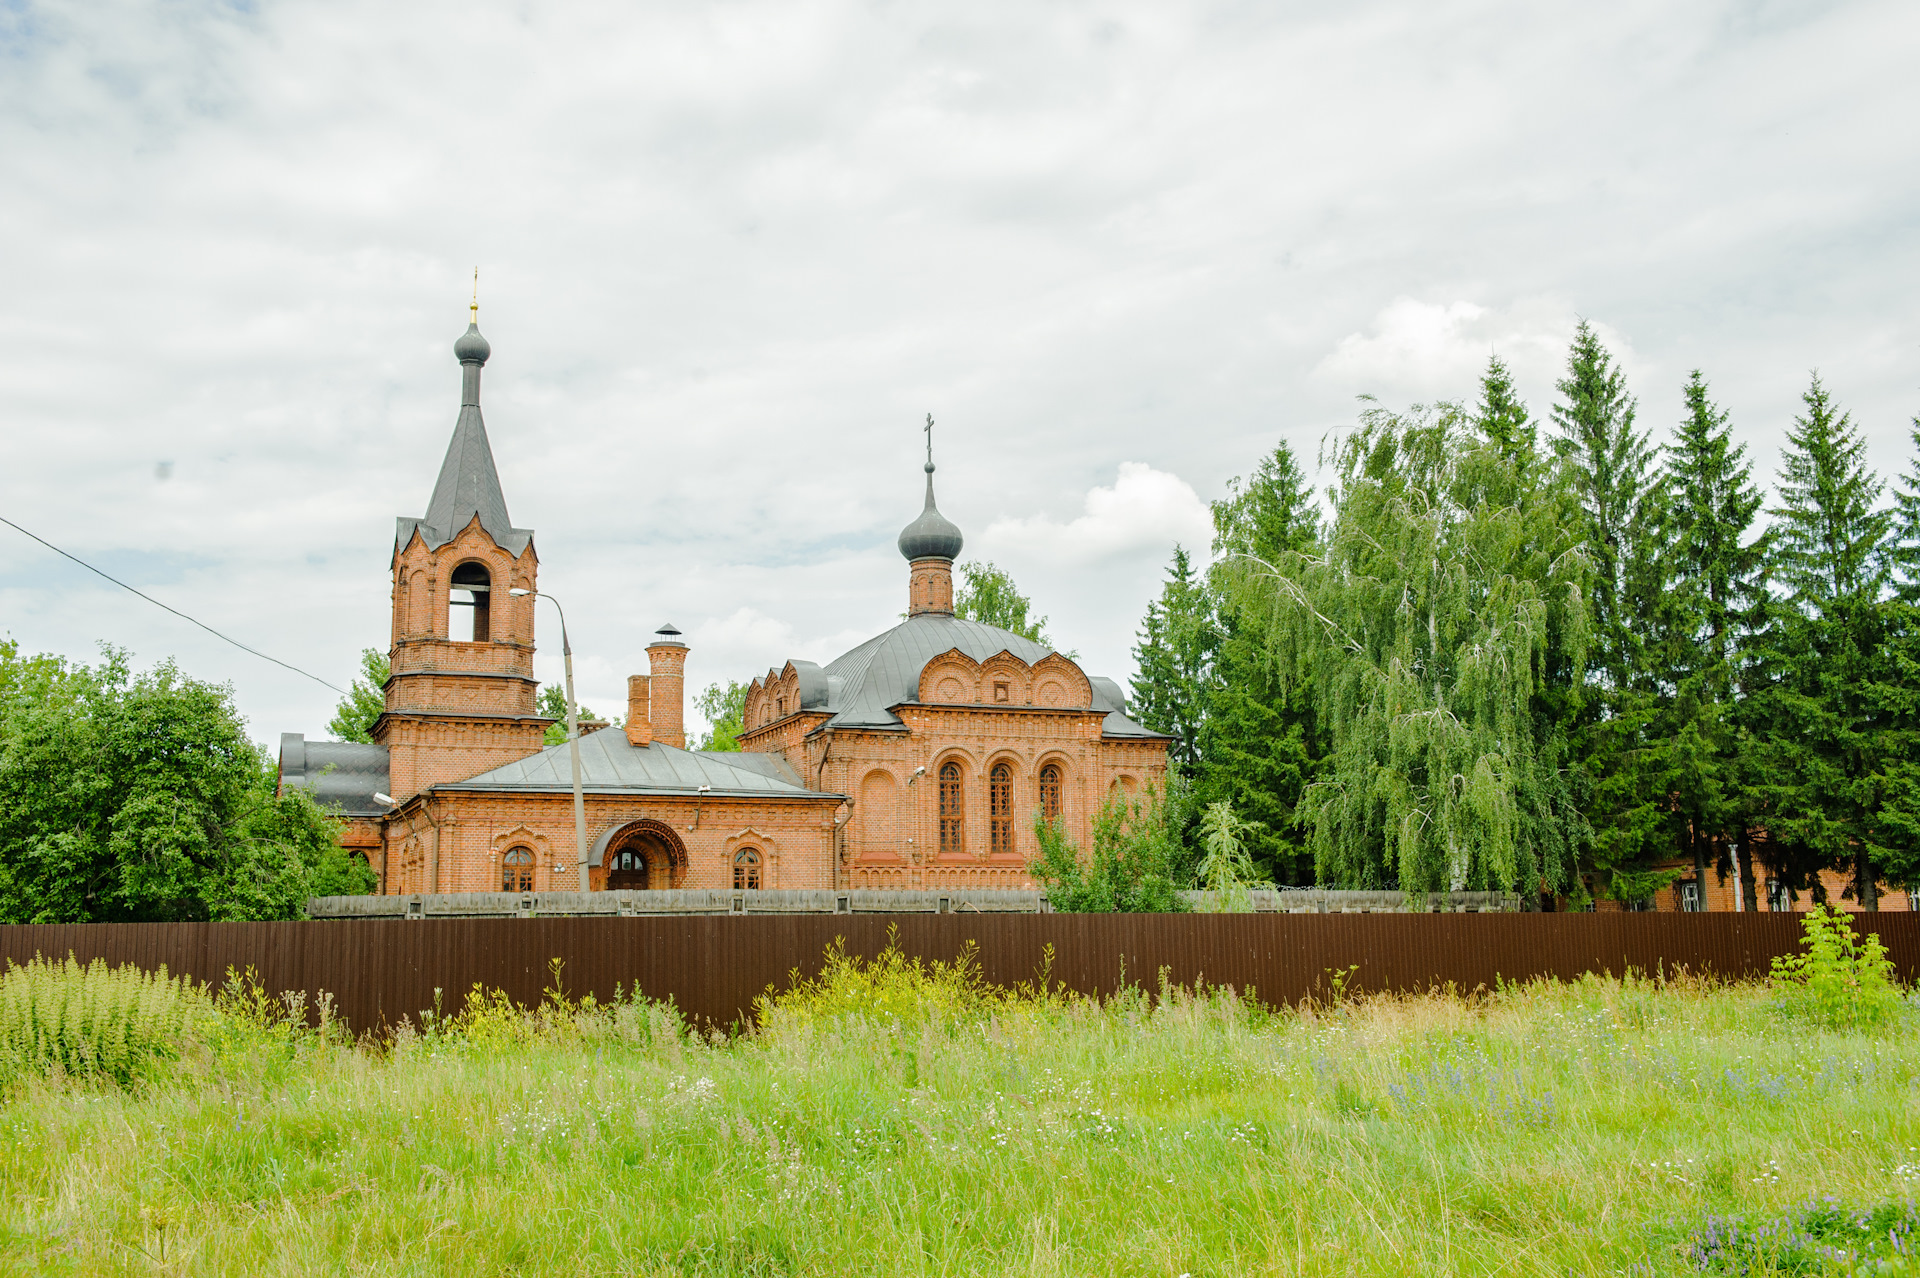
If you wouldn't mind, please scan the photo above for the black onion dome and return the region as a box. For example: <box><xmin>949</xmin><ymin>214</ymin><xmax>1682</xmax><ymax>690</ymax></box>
<box><xmin>897</xmin><ymin>463</ymin><xmax>964</xmax><ymax>561</ymax></box>
<box><xmin>453</xmin><ymin>322</ymin><xmax>491</xmax><ymax>365</ymax></box>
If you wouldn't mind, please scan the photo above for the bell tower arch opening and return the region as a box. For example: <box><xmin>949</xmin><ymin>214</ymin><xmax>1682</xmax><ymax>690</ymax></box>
<box><xmin>449</xmin><ymin>561</ymin><xmax>492</xmax><ymax>642</ymax></box>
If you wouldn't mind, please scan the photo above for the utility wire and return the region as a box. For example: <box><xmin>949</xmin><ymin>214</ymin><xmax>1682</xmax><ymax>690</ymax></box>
<box><xmin>0</xmin><ymin>514</ymin><xmax>347</xmax><ymax>695</ymax></box>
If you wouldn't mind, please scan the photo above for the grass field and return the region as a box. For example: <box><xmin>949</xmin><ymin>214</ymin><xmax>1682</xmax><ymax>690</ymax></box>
<box><xmin>1</xmin><ymin>940</ymin><xmax>1916</xmax><ymax>1277</ymax></box>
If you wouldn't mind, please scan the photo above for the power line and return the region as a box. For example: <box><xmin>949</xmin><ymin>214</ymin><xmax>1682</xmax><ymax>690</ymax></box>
<box><xmin>0</xmin><ymin>514</ymin><xmax>347</xmax><ymax>695</ymax></box>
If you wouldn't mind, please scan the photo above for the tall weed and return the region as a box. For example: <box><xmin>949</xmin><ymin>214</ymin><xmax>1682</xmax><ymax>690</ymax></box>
<box><xmin>1769</xmin><ymin>904</ymin><xmax>1904</xmax><ymax>1032</ymax></box>
<box><xmin>0</xmin><ymin>954</ymin><xmax>209</xmax><ymax>1086</ymax></box>
<box><xmin>755</xmin><ymin>933</ymin><xmax>1002</xmax><ymax>1031</ymax></box>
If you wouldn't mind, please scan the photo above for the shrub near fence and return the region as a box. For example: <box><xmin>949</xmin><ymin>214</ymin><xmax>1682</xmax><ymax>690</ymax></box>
<box><xmin>3</xmin><ymin>913</ymin><xmax>1916</xmax><ymax>1034</ymax></box>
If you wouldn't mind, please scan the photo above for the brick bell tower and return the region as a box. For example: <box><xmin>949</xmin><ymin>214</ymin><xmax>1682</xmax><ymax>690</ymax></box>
<box><xmin>375</xmin><ymin>305</ymin><xmax>549</xmax><ymax>799</ymax></box>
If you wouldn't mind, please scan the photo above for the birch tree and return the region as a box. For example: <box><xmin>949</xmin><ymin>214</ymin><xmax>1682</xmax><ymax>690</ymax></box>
<box><xmin>1218</xmin><ymin>399</ymin><xmax>1591</xmax><ymax>897</ymax></box>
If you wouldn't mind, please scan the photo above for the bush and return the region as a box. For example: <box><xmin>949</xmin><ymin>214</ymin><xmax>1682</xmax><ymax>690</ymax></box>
<box><xmin>1028</xmin><ymin>783</ymin><xmax>1193</xmax><ymax>913</ymax></box>
<box><xmin>0</xmin><ymin>954</ymin><xmax>210</xmax><ymax>1086</ymax></box>
<box><xmin>1769</xmin><ymin>904</ymin><xmax>1903</xmax><ymax>1032</ymax></box>
<box><xmin>755</xmin><ymin>933</ymin><xmax>1002</xmax><ymax>1031</ymax></box>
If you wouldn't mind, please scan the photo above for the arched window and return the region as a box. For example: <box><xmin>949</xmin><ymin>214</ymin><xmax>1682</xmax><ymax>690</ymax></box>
<box><xmin>449</xmin><ymin>562</ymin><xmax>491</xmax><ymax>642</ymax></box>
<box><xmin>733</xmin><ymin>849</ymin><xmax>761</xmax><ymax>891</ymax></box>
<box><xmin>939</xmin><ymin>761</ymin><xmax>964</xmax><ymax>855</ymax></box>
<box><xmin>989</xmin><ymin>763</ymin><xmax>1014</xmax><ymax>855</ymax></box>
<box><xmin>1039</xmin><ymin>764</ymin><xmax>1062</xmax><ymax>823</ymax></box>
<box><xmin>608</xmin><ymin>845</ymin><xmax>649</xmax><ymax>891</ymax></box>
<box><xmin>502</xmin><ymin>846</ymin><xmax>534</xmax><ymax>893</ymax></box>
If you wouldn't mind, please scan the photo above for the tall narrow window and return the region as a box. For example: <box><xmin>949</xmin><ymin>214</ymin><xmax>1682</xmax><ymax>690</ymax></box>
<box><xmin>449</xmin><ymin>562</ymin><xmax>491</xmax><ymax>642</ymax></box>
<box><xmin>1038</xmin><ymin>764</ymin><xmax>1062</xmax><ymax>823</ymax></box>
<box><xmin>502</xmin><ymin>846</ymin><xmax>534</xmax><ymax>893</ymax></box>
<box><xmin>939</xmin><ymin>761</ymin><xmax>964</xmax><ymax>855</ymax></box>
<box><xmin>989</xmin><ymin>763</ymin><xmax>1013</xmax><ymax>856</ymax></box>
<box><xmin>734</xmin><ymin>849</ymin><xmax>761</xmax><ymax>890</ymax></box>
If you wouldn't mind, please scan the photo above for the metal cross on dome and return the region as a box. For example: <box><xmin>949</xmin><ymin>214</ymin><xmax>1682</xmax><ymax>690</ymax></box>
<box><xmin>924</xmin><ymin>413</ymin><xmax>935</xmax><ymax>467</ymax></box>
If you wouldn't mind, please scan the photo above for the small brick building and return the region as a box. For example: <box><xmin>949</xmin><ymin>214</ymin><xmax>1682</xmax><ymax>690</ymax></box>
<box><xmin>280</xmin><ymin>319</ymin><xmax>1170</xmax><ymax>896</ymax></box>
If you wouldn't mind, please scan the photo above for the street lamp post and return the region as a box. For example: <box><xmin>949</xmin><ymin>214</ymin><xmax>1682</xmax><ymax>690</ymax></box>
<box><xmin>509</xmin><ymin>587</ymin><xmax>590</xmax><ymax>893</ymax></box>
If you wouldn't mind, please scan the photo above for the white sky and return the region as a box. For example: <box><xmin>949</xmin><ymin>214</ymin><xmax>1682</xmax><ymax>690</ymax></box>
<box><xmin>2</xmin><ymin>0</ymin><xmax>1917</xmax><ymax>744</ymax></box>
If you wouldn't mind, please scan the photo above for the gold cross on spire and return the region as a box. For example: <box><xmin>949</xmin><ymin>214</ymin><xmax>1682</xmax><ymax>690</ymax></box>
<box><xmin>470</xmin><ymin>267</ymin><xmax>479</xmax><ymax>324</ymax></box>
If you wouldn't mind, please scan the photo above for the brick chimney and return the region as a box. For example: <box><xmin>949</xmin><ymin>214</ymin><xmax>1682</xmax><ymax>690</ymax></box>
<box><xmin>646</xmin><ymin>625</ymin><xmax>687</xmax><ymax>748</ymax></box>
<box><xmin>624</xmin><ymin>675</ymin><xmax>652</xmax><ymax>747</ymax></box>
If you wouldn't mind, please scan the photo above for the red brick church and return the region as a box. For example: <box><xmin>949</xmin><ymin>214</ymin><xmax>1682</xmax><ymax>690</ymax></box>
<box><xmin>279</xmin><ymin>317</ymin><xmax>1170</xmax><ymax>895</ymax></box>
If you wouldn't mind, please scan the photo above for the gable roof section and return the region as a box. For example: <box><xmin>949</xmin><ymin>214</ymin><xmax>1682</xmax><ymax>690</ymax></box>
<box><xmin>439</xmin><ymin>733</ymin><xmax>830</xmax><ymax>797</ymax></box>
<box><xmin>804</xmin><ymin>612</ymin><xmax>1167</xmax><ymax>739</ymax></box>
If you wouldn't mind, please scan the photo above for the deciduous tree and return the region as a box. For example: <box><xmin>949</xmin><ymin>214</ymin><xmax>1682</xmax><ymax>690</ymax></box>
<box><xmin>0</xmin><ymin>644</ymin><xmax>373</xmax><ymax>922</ymax></box>
<box><xmin>1223</xmin><ymin>400</ymin><xmax>1591</xmax><ymax>897</ymax></box>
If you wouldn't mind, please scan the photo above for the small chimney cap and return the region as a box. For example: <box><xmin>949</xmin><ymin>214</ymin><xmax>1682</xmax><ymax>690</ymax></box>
<box><xmin>655</xmin><ymin>623</ymin><xmax>682</xmax><ymax>636</ymax></box>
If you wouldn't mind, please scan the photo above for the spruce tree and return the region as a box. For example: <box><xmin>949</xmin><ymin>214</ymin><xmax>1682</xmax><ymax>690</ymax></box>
<box><xmin>1551</xmin><ymin>321</ymin><xmax>1659</xmax><ymax>688</ymax></box>
<box><xmin>1656</xmin><ymin>372</ymin><xmax>1768</xmax><ymax>908</ymax></box>
<box><xmin>1549</xmin><ymin>324</ymin><xmax>1675</xmax><ymax>905</ymax></box>
<box><xmin>1892</xmin><ymin>416</ymin><xmax>1920</xmax><ymax>598</ymax></box>
<box><xmin>1195</xmin><ymin>440</ymin><xmax>1322</xmax><ymax>883</ymax></box>
<box><xmin>1747</xmin><ymin>374</ymin><xmax>1899</xmax><ymax>908</ymax></box>
<box><xmin>1478</xmin><ymin>354</ymin><xmax>1539</xmax><ymax>489</ymax></box>
<box><xmin>1128</xmin><ymin>546</ymin><xmax>1214</xmax><ymax>773</ymax></box>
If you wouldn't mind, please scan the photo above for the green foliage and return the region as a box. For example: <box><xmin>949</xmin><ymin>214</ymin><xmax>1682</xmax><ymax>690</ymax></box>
<box><xmin>1193</xmin><ymin>439</ymin><xmax>1324</xmax><ymax>884</ymax></box>
<box><xmin>1222</xmin><ymin>399</ymin><xmax>1590</xmax><ymax>897</ymax></box>
<box><xmin>0</xmin><ymin>645</ymin><xmax>371</xmax><ymax>922</ymax></box>
<box><xmin>325</xmin><ymin>648</ymin><xmax>389</xmax><ymax>744</ymax></box>
<box><xmin>537</xmin><ymin>683</ymin><xmax>604</xmax><ymax>747</ymax></box>
<box><xmin>953</xmin><ymin>560</ymin><xmax>1052</xmax><ymax>646</ymax></box>
<box><xmin>1653</xmin><ymin>371</ymin><xmax>1770</xmax><ymax>908</ymax></box>
<box><xmin>1897</xmin><ymin>415</ymin><xmax>1920</xmax><ymax>598</ymax></box>
<box><xmin>0</xmin><ymin>955</ymin><xmax>210</xmax><ymax>1087</ymax></box>
<box><xmin>1689</xmin><ymin>1198</ymin><xmax>1920</xmax><ymax>1275</ymax></box>
<box><xmin>1136</xmin><ymin>341</ymin><xmax>1917</xmax><ymax>910</ymax></box>
<box><xmin>755</xmin><ymin>934</ymin><xmax>1004</xmax><ymax>1031</ymax></box>
<box><xmin>1745</xmin><ymin>376</ymin><xmax>1911</xmax><ymax>906</ymax></box>
<box><xmin>1193</xmin><ymin>801</ymin><xmax>1271</xmax><ymax>912</ymax></box>
<box><xmin>693</xmin><ymin>680</ymin><xmax>747</xmax><ymax>752</ymax></box>
<box><xmin>1769</xmin><ymin>904</ymin><xmax>1903</xmax><ymax>1032</ymax></box>
<box><xmin>0</xmin><ymin>963</ymin><xmax>1911</xmax><ymax>1272</ymax></box>
<box><xmin>1547</xmin><ymin>328</ymin><xmax>1677</xmax><ymax>906</ymax></box>
<box><xmin>1770</xmin><ymin>373</ymin><xmax>1891</xmax><ymax>609</ymax></box>
<box><xmin>1551</xmin><ymin>319</ymin><xmax>1658</xmax><ymax>690</ymax></box>
<box><xmin>1128</xmin><ymin>545</ymin><xmax>1215</xmax><ymax>771</ymax></box>
<box><xmin>1028</xmin><ymin>784</ymin><xmax>1193</xmax><ymax>912</ymax></box>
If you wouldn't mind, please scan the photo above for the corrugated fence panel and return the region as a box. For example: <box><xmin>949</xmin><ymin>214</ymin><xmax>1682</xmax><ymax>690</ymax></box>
<box><xmin>4</xmin><ymin>913</ymin><xmax>1914</xmax><ymax>1033</ymax></box>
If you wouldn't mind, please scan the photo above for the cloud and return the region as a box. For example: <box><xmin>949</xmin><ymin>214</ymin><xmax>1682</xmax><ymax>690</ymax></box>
<box><xmin>981</xmin><ymin>463</ymin><xmax>1213</xmax><ymax>565</ymax></box>
<box><xmin>1313</xmin><ymin>297</ymin><xmax>1645</xmax><ymax>406</ymax></box>
<box><xmin>1</xmin><ymin>0</ymin><xmax>1916</xmax><ymax>741</ymax></box>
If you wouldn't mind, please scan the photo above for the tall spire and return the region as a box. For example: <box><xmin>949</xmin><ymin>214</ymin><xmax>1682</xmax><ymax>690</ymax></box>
<box><xmin>395</xmin><ymin>306</ymin><xmax>532</xmax><ymax>556</ymax></box>
<box><xmin>897</xmin><ymin>413</ymin><xmax>964</xmax><ymax>562</ymax></box>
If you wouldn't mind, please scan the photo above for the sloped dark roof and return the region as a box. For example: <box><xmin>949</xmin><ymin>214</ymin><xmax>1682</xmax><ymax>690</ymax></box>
<box><xmin>395</xmin><ymin>323</ymin><xmax>534</xmax><ymax>557</ymax></box>
<box><xmin>796</xmin><ymin>612</ymin><xmax>1167</xmax><ymax>739</ymax></box>
<box><xmin>279</xmin><ymin>734</ymin><xmax>389</xmax><ymax>817</ymax></box>
<box><xmin>438</xmin><ymin>732</ymin><xmax>831</xmax><ymax>798</ymax></box>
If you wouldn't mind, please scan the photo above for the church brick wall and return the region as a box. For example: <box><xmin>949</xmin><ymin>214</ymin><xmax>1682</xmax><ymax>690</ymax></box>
<box><xmin>379</xmin><ymin>792</ymin><xmax>840</xmax><ymax>895</ymax></box>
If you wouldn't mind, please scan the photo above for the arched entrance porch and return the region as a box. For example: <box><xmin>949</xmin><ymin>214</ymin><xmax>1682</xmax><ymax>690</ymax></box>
<box><xmin>588</xmin><ymin>819</ymin><xmax>689</xmax><ymax>891</ymax></box>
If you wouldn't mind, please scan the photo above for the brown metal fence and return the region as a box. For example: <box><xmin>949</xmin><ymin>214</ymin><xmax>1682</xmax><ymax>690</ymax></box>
<box><xmin>1</xmin><ymin>913</ymin><xmax>1910</xmax><ymax>1033</ymax></box>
